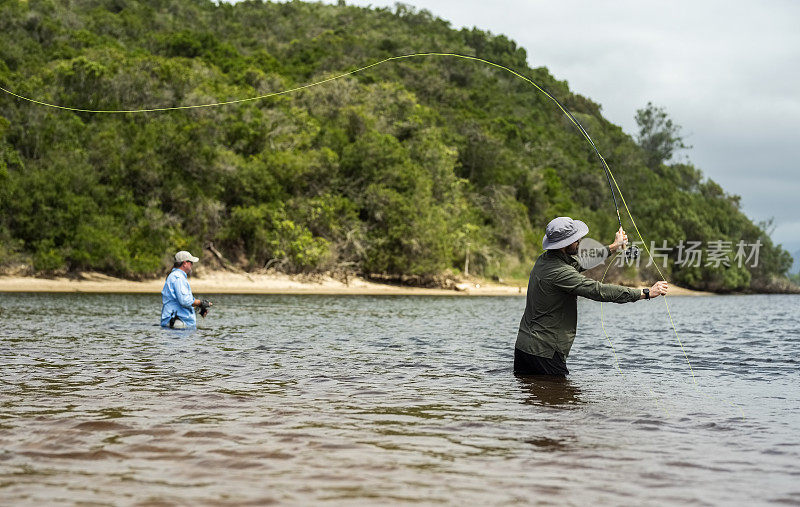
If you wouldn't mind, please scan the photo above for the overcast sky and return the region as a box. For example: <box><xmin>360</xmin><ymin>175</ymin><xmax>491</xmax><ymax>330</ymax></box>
<box><xmin>312</xmin><ymin>0</ymin><xmax>799</xmax><ymax>258</ymax></box>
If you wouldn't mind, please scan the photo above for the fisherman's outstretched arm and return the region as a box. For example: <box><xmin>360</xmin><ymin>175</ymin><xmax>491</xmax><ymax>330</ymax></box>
<box><xmin>554</xmin><ymin>270</ymin><xmax>669</xmax><ymax>302</ymax></box>
<box><xmin>553</xmin><ymin>270</ymin><xmax>641</xmax><ymax>303</ymax></box>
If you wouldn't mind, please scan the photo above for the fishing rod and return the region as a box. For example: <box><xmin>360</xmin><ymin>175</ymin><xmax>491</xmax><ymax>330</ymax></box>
<box><xmin>503</xmin><ymin>71</ymin><xmax>640</xmax><ymax>260</ymax></box>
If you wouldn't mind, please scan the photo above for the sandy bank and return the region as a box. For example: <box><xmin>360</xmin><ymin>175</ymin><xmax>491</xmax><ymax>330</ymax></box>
<box><xmin>0</xmin><ymin>270</ymin><xmax>711</xmax><ymax>296</ymax></box>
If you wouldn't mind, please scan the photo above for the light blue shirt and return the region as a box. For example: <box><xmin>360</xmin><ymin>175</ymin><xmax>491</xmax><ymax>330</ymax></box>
<box><xmin>161</xmin><ymin>268</ymin><xmax>196</xmax><ymax>328</ymax></box>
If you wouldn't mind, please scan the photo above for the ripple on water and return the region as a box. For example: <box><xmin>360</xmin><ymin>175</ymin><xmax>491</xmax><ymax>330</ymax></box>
<box><xmin>0</xmin><ymin>293</ymin><xmax>798</xmax><ymax>505</ymax></box>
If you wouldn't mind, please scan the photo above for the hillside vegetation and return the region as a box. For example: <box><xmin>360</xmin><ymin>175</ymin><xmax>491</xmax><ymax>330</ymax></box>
<box><xmin>0</xmin><ymin>0</ymin><xmax>792</xmax><ymax>291</ymax></box>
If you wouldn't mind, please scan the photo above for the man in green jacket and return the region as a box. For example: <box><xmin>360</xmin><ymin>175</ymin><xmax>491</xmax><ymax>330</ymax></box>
<box><xmin>514</xmin><ymin>216</ymin><xmax>669</xmax><ymax>376</ymax></box>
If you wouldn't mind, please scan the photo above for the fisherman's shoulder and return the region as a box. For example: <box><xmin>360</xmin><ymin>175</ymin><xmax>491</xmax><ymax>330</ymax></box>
<box><xmin>537</xmin><ymin>250</ymin><xmax>575</xmax><ymax>268</ymax></box>
<box><xmin>166</xmin><ymin>269</ymin><xmax>186</xmax><ymax>283</ymax></box>
<box><xmin>536</xmin><ymin>251</ymin><xmax>579</xmax><ymax>278</ymax></box>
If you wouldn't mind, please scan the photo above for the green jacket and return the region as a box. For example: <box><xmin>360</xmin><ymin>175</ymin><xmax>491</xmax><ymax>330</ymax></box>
<box><xmin>515</xmin><ymin>248</ymin><xmax>641</xmax><ymax>359</ymax></box>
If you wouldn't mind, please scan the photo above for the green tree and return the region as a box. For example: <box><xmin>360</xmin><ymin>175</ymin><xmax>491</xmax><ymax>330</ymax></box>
<box><xmin>635</xmin><ymin>102</ymin><xmax>691</xmax><ymax>169</ymax></box>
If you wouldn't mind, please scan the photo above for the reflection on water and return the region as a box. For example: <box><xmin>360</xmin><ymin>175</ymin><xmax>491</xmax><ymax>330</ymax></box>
<box><xmin>1</xmin><ymin>293</ymin><xmax>799</xmax><ymax>504</ymax></box>
<box><xmin>516</xmin><ymin>376</ymin><xmax>584</xmax><ymax>407</ymax></box>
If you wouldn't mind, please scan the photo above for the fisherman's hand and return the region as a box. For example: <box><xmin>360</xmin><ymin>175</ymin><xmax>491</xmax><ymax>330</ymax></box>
<box><xmin>650</xmin><ymin>281</ymin><xmax>669</xmax><ymax>298</ymax></box>
<box><xmin>610</xmin><ymin>227</ymin><xmax>628</xmax><ymax>252</ymax></box>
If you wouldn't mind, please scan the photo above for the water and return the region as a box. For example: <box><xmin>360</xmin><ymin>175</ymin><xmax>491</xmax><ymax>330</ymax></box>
<box><xmin>1</xmin><ymin>293</ymin><xmax>798</xmax><ymax>505</ymax></box>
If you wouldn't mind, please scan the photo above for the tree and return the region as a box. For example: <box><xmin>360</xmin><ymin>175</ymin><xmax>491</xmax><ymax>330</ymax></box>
<box><xmin>635</xmin><ymin>102</ymin><xmax>691</xmax><ymax>169</ymax></box>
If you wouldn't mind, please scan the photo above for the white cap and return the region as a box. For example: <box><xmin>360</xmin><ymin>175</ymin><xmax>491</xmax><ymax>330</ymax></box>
<box><xmin>175</xmin><ymin>250</ymin><xmax>199</xmax><ymax>263</ymax></box>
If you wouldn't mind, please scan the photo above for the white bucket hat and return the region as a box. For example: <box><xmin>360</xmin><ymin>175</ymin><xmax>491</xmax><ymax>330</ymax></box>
<box><xmin>175</xmin><ymin>250</ymin><xmax>199</xmax><ymax>263</ymax></box>
<box><xmin>542</xmin><ymin>217</ymin><xmax>589</xmax><ymax>250</ymax></box>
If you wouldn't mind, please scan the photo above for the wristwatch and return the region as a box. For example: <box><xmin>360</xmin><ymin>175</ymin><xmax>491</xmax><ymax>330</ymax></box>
<box><xmin>643</xmin><ymin>288</ymin><xmax>650</xmax><ymax>300</ymax></box>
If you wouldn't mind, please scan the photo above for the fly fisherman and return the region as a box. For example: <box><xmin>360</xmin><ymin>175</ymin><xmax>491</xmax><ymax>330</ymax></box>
<box><xmin>161</xmin><ymin>250</ymin><xmax>212</xmax><ymax>329</ymax></box>
<box><xmin>514</xmin><ymin>217</ymin><xmax>669</xmax><ymax>376</ymax></box>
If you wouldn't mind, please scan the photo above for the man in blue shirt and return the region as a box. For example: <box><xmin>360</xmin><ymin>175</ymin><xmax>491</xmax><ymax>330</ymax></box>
<box><xmin>161</xmin><ymin>250</ymin><xmax>211</xmax><ymax>328</ymax></box>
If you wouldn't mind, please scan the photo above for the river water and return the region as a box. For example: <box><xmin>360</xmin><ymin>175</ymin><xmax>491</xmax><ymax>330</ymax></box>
<box><xmin>1</xmin><ymin>293</ymin><xmax>798</xmax><ymax>505</ymax></box>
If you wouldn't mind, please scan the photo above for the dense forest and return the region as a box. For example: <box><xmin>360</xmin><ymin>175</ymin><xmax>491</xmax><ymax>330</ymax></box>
<box><xmin>0</xmin><ymin>0</ymin><xmax>793</xmax><ymax>291</ymax></box>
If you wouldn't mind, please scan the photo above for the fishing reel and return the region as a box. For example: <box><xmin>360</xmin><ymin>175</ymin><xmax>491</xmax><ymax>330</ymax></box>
<box><xmin>198</xmin><ymin>299</ymin><xmax>212</xmax><ymax>318</ymax></box>
<box><xmin>624</xmin><ymin>243</ymin><xmax>640</xmax><ymax>260</ymax></box>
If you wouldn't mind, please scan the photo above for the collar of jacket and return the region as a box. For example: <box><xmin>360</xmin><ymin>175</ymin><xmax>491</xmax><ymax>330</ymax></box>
<box><xmin>546</xmin><ymin>248</ymin><xmax>580</xmax><ymax>269</ymax></box>
<box><xmin>171</xmin><ymin>267</ymin><xmax>187</xmax><ymax>279</ymax></box>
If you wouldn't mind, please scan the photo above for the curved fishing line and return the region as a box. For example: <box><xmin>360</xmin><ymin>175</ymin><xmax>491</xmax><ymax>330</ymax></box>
<box><xmin>601</xmin><ymin>164</ymin><xmax>744</xmax><ymax>419</ymax></box>
<box><xmin>597</xmin><ymin>170</ymin><xmax>699</xmax><ymax>383</ymax></box>
<box><xmin>599</xmin><ymin>252</ymin><xmax>669</xmax><ymax>416</ymax></box>
<box><xmin>0</xmin><ymin>60</ymin><xmax>384</xmax><ymax>113</ymax></box>
<box><xmin>607</xmin><ymin>169</ymin><xmax>744</xmax><ymax>418</ymax></box>
<box><xmin>4</xmin><ymin>51</ymin><xmax>719</xmax><ymax>401</ymax></box>
<box><xmin>0</xmin><ymin>52</ymin><xmax>624</xmax><ymax>227</ymax></box>
<box><xmin>599</xmin><ymin>253</ymin><xmax>744</xmax><ymax>419</ymax></box>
